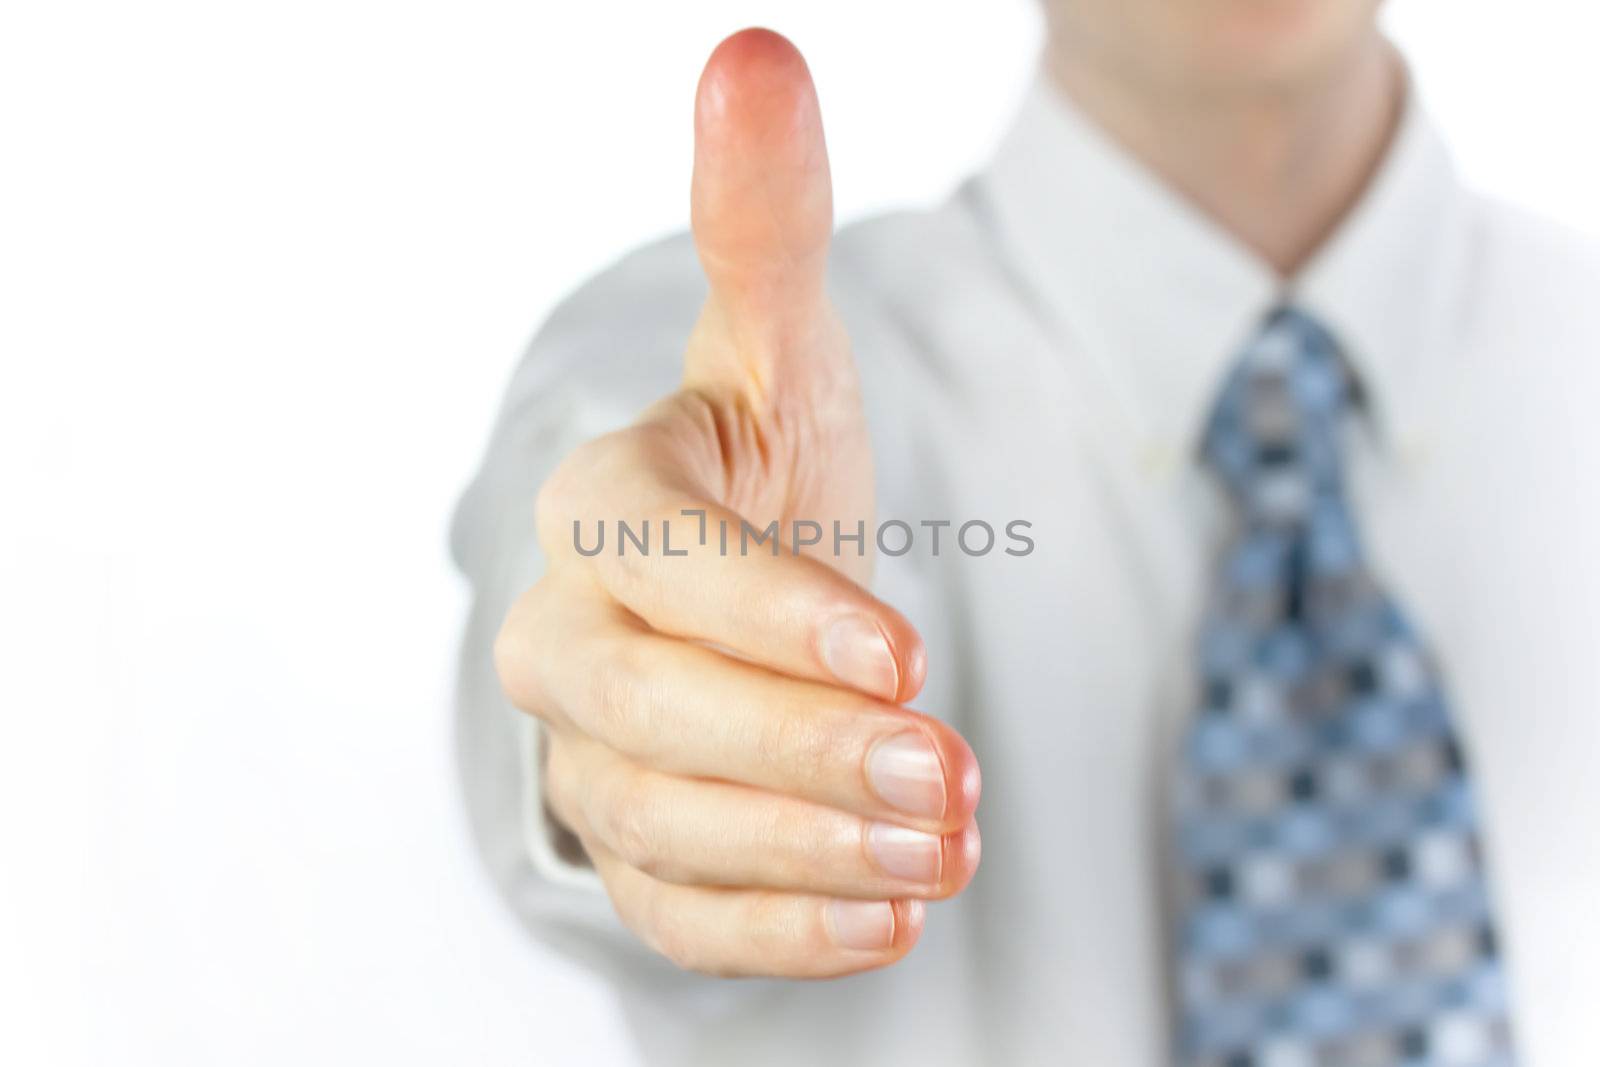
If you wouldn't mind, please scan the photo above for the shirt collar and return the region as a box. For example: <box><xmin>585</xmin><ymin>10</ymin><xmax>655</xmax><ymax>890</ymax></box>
<box><xmin>976</xmin><ymin>71</ymin><xmax>1465</xmax><ymax>469</ymax></box>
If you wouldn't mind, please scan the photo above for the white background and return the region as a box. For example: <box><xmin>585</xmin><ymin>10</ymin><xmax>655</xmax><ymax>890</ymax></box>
<box><xmin>2</xmin><ymin>2</ymin><xmax>1596</xmax><ymax>1065</ymax></box>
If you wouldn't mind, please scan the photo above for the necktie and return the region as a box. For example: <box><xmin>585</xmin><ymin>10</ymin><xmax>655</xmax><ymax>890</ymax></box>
<box><xmin>1169</xmin><ymin>308</ymin><xmax>1516</xmax><ymax>1067</ymax></box>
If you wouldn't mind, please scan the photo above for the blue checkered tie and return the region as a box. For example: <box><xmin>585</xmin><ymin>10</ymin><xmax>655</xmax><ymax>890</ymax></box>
<box><xmin>1169</xmin><ymin>308</ymin><xmax>1516</xmax><ymax>1066</ymax></box>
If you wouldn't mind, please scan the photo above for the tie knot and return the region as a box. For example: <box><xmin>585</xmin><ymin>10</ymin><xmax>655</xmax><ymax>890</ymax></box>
<box><xmin>1201</xmin><ymin>306</ymin><xmax>1358</xmax><ymax>523</ymax></box>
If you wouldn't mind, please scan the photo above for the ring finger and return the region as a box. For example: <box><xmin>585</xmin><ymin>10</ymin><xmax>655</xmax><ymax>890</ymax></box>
<box><xmin>546</xmin><ymin>731</ymin><xmax>981</xmax><ymax>900</ymax></box>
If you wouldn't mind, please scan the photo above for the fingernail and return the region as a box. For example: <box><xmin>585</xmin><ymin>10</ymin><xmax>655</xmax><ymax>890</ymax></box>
<box><xmin>822</xmin><ymin>615</ymin><xmax>899</xmax><ymax>700</ymax></box>
<box><xmin>867</xmin><ymin>823</ymin><xmax>942</xmax><ymax>885</ymax></box>
<box><xmin>826</xmin><ymin>899</ymin><xmax>896</xmax><ymax>951</ymax></box>
<box><xmin>867</xmin><ymin>731</ymin><xmax>946</xmax><ymax>820</ymax></box>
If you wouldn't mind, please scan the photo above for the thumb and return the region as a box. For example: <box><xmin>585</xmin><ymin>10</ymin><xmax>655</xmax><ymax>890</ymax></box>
<box><xmin>689</xmin><ymin>29</ymin><xmax>835</xmax><ymax>378</ymax></box>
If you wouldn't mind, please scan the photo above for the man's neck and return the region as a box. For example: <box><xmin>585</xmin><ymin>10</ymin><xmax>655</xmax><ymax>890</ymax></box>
<box><xmin>1046</xmin><ymin>31</ymin><xmax>1403</xmax><ymax>278</ymax></box>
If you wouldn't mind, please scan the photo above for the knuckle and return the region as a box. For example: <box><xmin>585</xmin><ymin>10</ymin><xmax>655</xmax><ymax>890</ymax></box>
<box><xmin>760</xmin><ymin>803</ymin><xmax>830</xmax><ymax>885</ymax></box>
<box><xmin>532</xmin><ymin>468</ymin><xmax>567</xmax><ymax>537</ymax></box>
<box><xmin>537</xmin><ymin>435</ymin><xmax>608</xmax><ymax>523</ymax></box>
<box><xmin>541</xmin><ymin>736</ymin><xmax>584</xmax><ymax>833</ymax></box>
<box><xmin>533</xmin><ymin>464</ymin><xmax>582</xmax><ymax>554</ymax></box>
<box><xmin>583</xmin><ymin>635</ymin><xmax>660</xmax><ymax>752</ymax></box>
<box><xmin>493</xmin><ymin>587</ymin><xmax>551</xmax><ymax>714</ymax></box>
<box><xmin>640</xmin><ymin>892</ymin><xmax>714</xmax><ymax>975</ymax></box>
<box><xmin>535</xmin><ymin>430</ymin><xmax>640</xmax><ymax>553</ymax></box>
<box><xmin>743</xmin><ymin>891</ymin><xmax>813</xmax><ymax>960</ymax></box>
<box><xmin>754</xmin><ymin>706</ymin><xmax>847</xmax><ymax>794</ymax></box>
<box><xmin>599</xmin><ymin>770</ymin><xmax>666</xmax><ymax>877</ymax></box>
<box><xmin>651</xmin><ymin>926</ymin><xmax>701</xmax><ymax>973</ymax></box>
<box><xmin>652</xmin><ymin>927</ymin><xmax>705</xmax><ymax>974</ymax></box>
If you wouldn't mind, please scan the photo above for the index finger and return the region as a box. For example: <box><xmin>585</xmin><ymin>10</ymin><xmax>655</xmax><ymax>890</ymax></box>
<box><xmin>498</xmin><ymin>573</ymin><xmax>978</xmax><ymax>833</ymax></box>
<box><xmin>536</xmin><ymin>428</ymin><xmax>925</xmax><ymax>705</ymax></box>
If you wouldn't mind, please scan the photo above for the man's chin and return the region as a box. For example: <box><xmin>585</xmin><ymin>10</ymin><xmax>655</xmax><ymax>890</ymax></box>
<box><xmin>1048</xmin><ymin>0</ymin><xmax>1385</xmax><ymax>99</ymax></box>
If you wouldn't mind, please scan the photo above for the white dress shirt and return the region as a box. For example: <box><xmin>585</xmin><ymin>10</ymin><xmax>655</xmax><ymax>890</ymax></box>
<box><xmin>451</xmin><ymin>75</ymin><xmax>1600</xmax><ymax>1065</ymax></box>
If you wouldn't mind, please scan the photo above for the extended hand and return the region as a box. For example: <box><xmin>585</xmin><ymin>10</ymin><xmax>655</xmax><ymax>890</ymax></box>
<box><xmin>494</xmin><ymin>29</ymin><xmax>981</xmax><ymax>978</ymax></box>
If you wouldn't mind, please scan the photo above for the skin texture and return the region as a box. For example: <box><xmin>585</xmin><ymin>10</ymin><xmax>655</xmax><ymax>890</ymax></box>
<box><xmin>1045</xmin><ymin>0</ymin><xmax>1402</xmax><ymax>275</ymax></box>
<box><xmin>496</xmin><ymin>30</ymin><xmax>979</xmax><ymax>979</ymax></box>
<box><xmin>496</xmin><ymin>5</ymin><xmax>1398</xmax><ymax>979</ymax></box>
